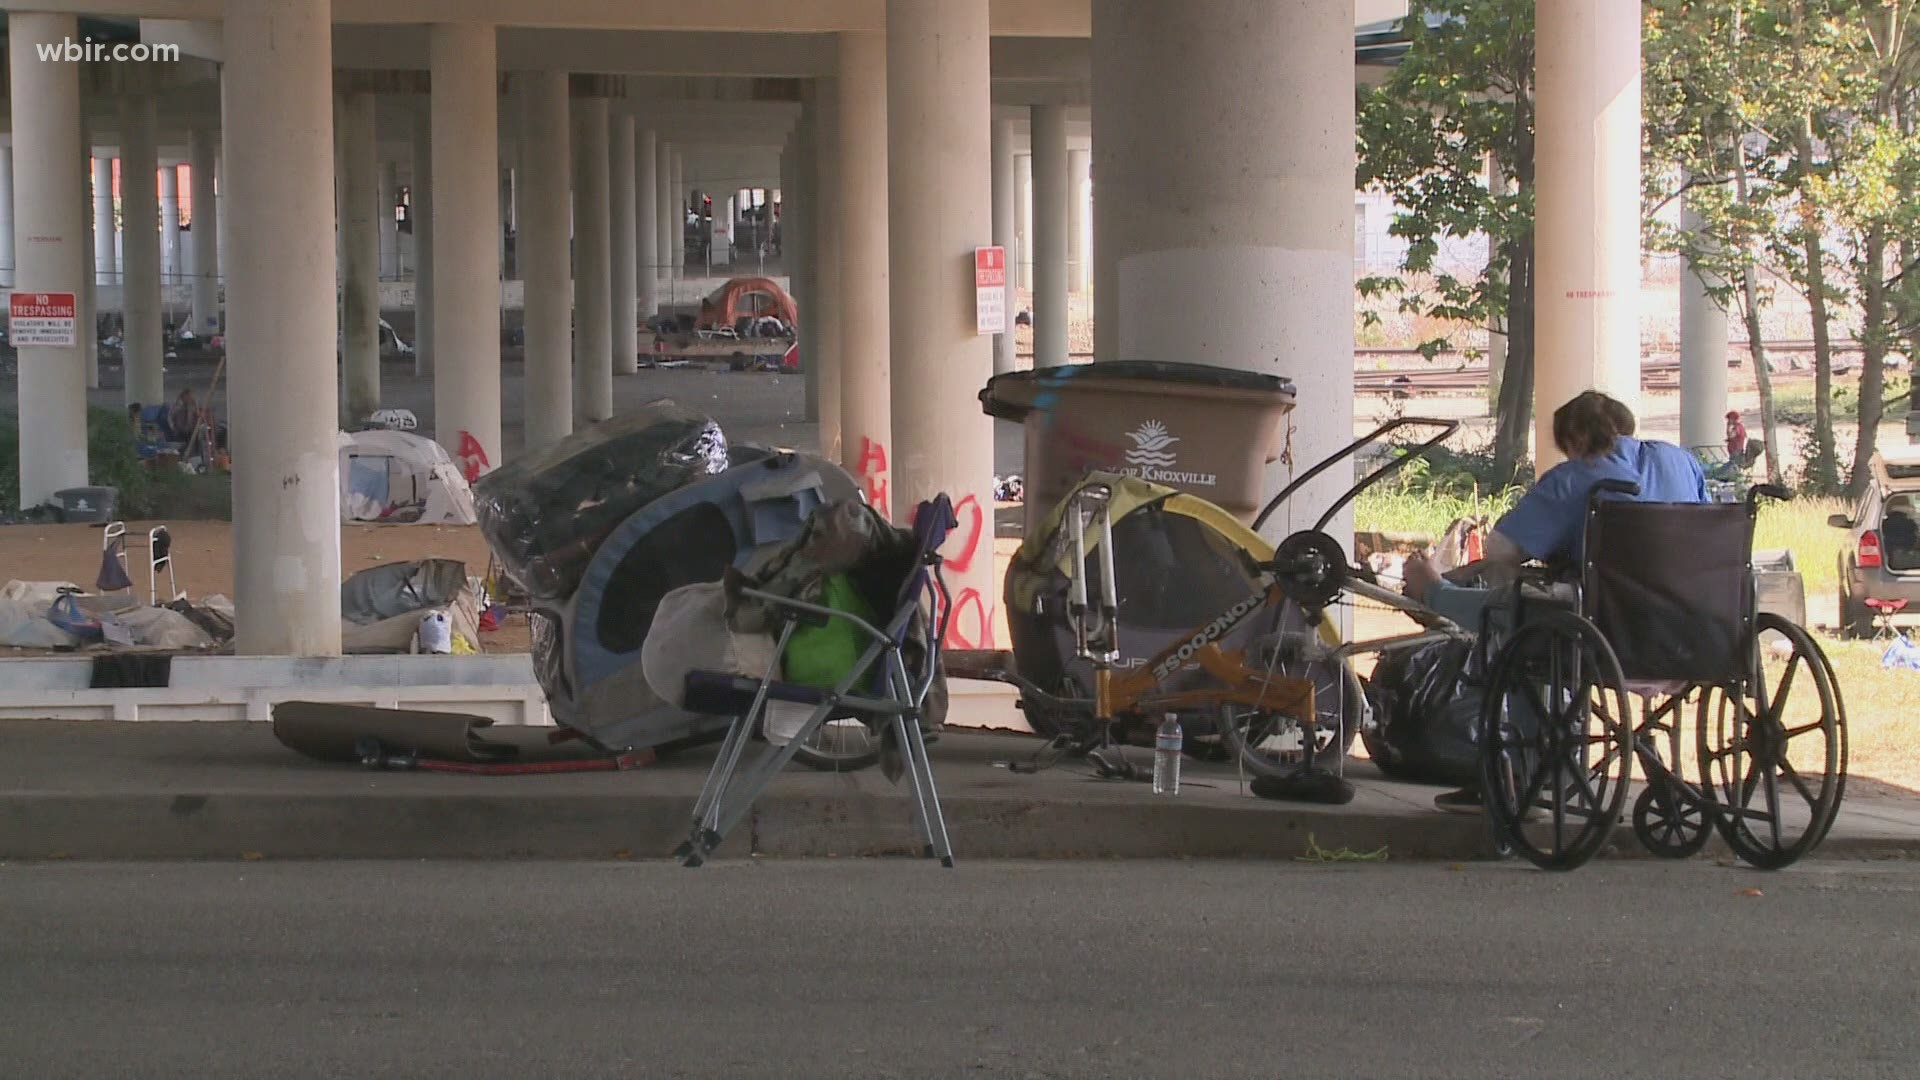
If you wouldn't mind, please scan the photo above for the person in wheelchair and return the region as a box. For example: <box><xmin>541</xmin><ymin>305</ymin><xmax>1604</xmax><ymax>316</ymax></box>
<box><xmin>1399</xmin><ymin>390</ymin><xmax>1708</xmax><ymax>813</ymax></box>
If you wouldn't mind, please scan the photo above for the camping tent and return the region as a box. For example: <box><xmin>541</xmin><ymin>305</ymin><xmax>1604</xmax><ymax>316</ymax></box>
<box><xmin>695</xmin><ymin>276</ymin><xmax>799</xmax><ymax>333</ymax></box>
<box><xmin>337</xmin><ymin>429</ymin><xmax>479</xmax><ymax>525</ymax></box>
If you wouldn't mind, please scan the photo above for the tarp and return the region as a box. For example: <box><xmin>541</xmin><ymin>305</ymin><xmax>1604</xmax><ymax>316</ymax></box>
<box><xmin>338</xmin><ymin>429</ymin><xmax>479</xmax><ymax>525</ymax></box>
<box><xmin>696</xmin><ymin>276</ymin><xmax>798</xmax><ymax>332</ymax></box>
<box><xmin>472</xmin><ymin>403</ymin><xmax>730</xmax><ymax>602</ymax></box>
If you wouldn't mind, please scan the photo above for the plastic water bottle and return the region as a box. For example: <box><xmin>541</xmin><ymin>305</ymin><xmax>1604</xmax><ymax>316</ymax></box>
<box><xmin>1153</xmin><ymin>714</ymin><xmax>1183</xmax><ymax>795</ymax></box>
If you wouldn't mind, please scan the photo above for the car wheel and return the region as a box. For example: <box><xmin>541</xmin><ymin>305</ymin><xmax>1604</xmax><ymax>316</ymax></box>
<box><xmin>1839</xmin><ymin>569</ymin><xmax>1873</xmax><ymax>640</ymax></box>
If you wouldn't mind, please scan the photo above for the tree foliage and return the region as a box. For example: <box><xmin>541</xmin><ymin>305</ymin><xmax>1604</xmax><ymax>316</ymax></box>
<box><xmin>1356</xmin><ymin>0</ymin><xmax>1536</xmax><ymax>483</ymax></box>
<box><xmin>1647</xmin><ymin>0</ymin><xmax>1920</xmax><ymax>496</ymax></box>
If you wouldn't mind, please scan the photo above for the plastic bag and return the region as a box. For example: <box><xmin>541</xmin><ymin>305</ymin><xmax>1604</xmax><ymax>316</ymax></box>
<box><xmin>473</xmin><ymin>402</ymin><xmax>730</xmax><ymax>601</ymax></box>
<box><xmin>415</xmin><ymin>610</ymin><xmax>453</xmax><ymax>654</ymax></box>
<box><xmin>641</xmin><ymin>583</ymin><xmax>778</xmax><ymax>709</ymax></box>
<box><xmin>1361</xmin><ymin>638</ymin><xmax>1484</xmax><ymax>788</ymax></box>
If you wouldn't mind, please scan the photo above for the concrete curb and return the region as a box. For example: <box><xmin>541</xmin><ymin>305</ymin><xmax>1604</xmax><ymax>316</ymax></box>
<box><xmin>6</xmin><ymin>787</ymin><xmax>1915</xmax><ymax>863</ymax></box>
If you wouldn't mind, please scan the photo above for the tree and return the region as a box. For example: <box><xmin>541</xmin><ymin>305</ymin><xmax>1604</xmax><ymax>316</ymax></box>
<box><xmin>1356</xmin><ymin>0</ymin><xmax>1535</xmax><ymax>483</ymax></box>
<box><xmin>1645</xmin><ymin>0</ymin><xmax>1791</xmax><ymax>482</ymax></box>
<box><xmin>1644</xmin><ymin>0</ymin><xmax>1908</xmax><ymax>494</ymax></box>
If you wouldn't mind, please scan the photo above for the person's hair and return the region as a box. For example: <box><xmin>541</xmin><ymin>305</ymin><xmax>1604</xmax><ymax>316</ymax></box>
<box><xmin>1551</xmin><ymin>391</ymin><xmax>1636</xmax><ymax>459</ymax></box>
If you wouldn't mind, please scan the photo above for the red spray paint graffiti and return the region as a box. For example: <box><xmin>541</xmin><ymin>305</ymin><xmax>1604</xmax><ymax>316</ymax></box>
<box><xmin>855</xmin><ymin>436</ymin><xmax>891</xmax><ymax>519</ymax></box>
<box><xmin>936</xmin><ymin>493</ymin><xmax>993</xmax><ymax>649</ymax></box>
<box><xmin>456</xmin><ymin>431</ymin><xmax>491</xmax><ymax>483</ymax></box>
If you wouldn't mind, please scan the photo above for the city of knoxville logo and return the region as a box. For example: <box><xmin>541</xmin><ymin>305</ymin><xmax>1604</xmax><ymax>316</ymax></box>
<box><xmin>1120</xmin><ymin>420</ymin><xmax>1217</xmax><ymax>487</ymax></box>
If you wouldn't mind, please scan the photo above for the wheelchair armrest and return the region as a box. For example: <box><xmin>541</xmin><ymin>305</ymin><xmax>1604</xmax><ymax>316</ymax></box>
<box><xmin>1747</xmin><ymin>483</ymin><xmax>1792</xmax><ymax>508</ymax></box>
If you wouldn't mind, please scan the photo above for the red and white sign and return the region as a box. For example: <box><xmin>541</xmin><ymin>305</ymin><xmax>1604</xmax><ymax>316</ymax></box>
<box><xmin>9</xmin><ymin>291</ymin><xmax>78</xmax><ymax>347</ymax></box>
<box><xmin>974</xmin><ymin>246</ymin><xmax>1007</xmax><ymax>335</ymax></box>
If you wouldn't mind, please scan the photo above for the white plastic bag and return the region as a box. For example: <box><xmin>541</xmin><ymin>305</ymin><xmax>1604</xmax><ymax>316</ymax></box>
<box><xmin>415</xmin><ymin>609</ymin><xmax>453</xmax><ymax>654</ymax></box>
<box><xmin>641</xmin><ymin>582</ymin><xmax>778</xmax><ymax>709</ymax></box>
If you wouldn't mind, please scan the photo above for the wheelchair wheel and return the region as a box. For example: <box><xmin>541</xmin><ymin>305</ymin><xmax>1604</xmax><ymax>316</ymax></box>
<box><xmin>1632</xmin><ymin>783</ymin><xmax>1713</xmax><ymax>859</ymax></box>
<box><xmin>1478</xmin><ymin>610</ymin><xmax>1634</xmax><ymax>871</ymax></box>
<box><xmin>1696</xmin><ymin>614</ymin><xmax>1846</xmax><ymax>870</ymax></box>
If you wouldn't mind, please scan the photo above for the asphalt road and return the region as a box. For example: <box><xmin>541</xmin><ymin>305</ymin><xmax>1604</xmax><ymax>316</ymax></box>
<box><xmin>4</xmin><ymin>858</ymin><xmax>1918</xmax><ymax>1078</ymax></box>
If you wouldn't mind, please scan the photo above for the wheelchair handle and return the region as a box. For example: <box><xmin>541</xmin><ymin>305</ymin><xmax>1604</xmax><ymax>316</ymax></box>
<box><xmin>1747</xmin><ymin>483</ymin><xmax>1791</xmax><ymax>508</ymax></box>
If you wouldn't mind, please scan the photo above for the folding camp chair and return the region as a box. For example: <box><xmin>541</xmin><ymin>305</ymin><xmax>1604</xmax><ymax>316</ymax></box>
<box><xmin>675</xmin><ymin>494</ymin><xmax>958</xmax><ymax>868</ymax></box>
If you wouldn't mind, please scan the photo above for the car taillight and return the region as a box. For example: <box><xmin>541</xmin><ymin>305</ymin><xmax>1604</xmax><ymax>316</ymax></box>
<box><xmin>1861</xmin><ymin>530</ymin><xmax>1883</xmax><ymax>569</ymax></box>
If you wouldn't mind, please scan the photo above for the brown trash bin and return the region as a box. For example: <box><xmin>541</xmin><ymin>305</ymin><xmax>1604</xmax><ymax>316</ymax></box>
<box><xmin>981</xmin><ymin>362</ymin><xmax>1297</xmax><ymax>533</ymax></box>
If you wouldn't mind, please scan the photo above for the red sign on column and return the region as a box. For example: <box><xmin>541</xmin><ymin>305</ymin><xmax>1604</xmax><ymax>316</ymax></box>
<box><xmin>9</xmin><ymin>291</ymin><xmax>78</xmax><ymax>347</ymax></box>
<box><xmin>974</xmin><ymin>246</ymin><xmax>1007</xmax><ymax>335</ymax></box>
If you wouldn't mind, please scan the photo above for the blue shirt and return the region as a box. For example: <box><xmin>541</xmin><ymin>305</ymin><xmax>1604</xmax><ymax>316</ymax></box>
<box><xmin>1494</xmin><ymin>437</ymin><xmax>1708</xmax><ymax>564</ymax></box>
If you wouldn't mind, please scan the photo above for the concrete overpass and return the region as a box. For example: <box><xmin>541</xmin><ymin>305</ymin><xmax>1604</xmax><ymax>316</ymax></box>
<box><xmin>0</xmin><ymin>1</ymin><xmax>1641</xmax><ymax>660</ymax></box>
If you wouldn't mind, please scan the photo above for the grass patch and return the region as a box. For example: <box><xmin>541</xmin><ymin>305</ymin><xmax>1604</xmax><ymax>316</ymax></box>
<box><xmin>1355</xmin><ymin>487</ymin><xmax>1520</xmax><ymax>539</ymax></box>
<box><xmin>1756</xmin><ymin>496</ymin><xmax>1847</xmax><ymax>594</ymax></box>
<box><xmin>1819</xmin><ymin>635</ymin><xmax>1920</xmax><ymax>795</ymax></box>
<box><xmin>0</xmin><ymin>407</ymin><xmax>232</xmax><ymax>521</ymax></box>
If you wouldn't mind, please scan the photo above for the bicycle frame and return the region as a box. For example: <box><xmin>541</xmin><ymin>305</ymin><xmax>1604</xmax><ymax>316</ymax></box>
<box><xmin>1034</xmin><ymin>483</ymin><xmax>1471</xmax><ymax>731</ymax></box>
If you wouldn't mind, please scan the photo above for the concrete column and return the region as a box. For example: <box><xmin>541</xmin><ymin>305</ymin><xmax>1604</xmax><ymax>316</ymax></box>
<box><xmin>1030</xmin><ymin>104</ymin><xmax>1069</xmax><ymax>368</ymax></box>
<box><xmin>571</xmin><ymin>96</ymin><xmax>613</xmax><ymax>424</ymax></box>
<box><xmin>1067</xmin><ymin>147</ymin><xmax>1090</xmax><ymax>295</ymax></box>
<box><xmin>610</xmin><ymin>111</ymin><xmax>638</xmax><ymax>379</ymax></box>
<box><xmin>1680</xmin><ymin>192</ymin><xmax>1729</xmax><ymax>452</ymax></box>
<box><xmin>783</xmin><ymin>134</ymin><xmax>812</xmax><ymax>419</ymax></box>
<box><xmin>887</xmin><ymin>0</ymin><xmax>997</xmax><ymax>649</ymax></box>
<box><xmin>670</xmin><ymin>150</ymin><xmax>685</xmax><ymax>276</ymax></box>
<box><xmin>837</xmin><ymin>31</ymin><xmax>891</xmax><ymax>501</ymax></box>
<box><xmin>188</xmin><ymin>127</ymin><xmax>220</xmax><ymax>337</ymax></box>
<box><xmin>0</xmin><ymin>145</ymin><xmax>14</xmax><ymax>288</ymax></box>
<box><xmin>429</xmin><ymin>24</ymin><xmax>502</xmax><ymax>473</ymax></box>
<box><xmin>991</xmin><ymin>115</ymin><xmax>1017</xmax><ymax>375</ymax></box>
<box><xmin>809</xmin><ymin>83</ymin><xmax>846</xmax><ymax>460</ymax></box>
<box><xmin>519</xmin><ymin>72</ymin><xmax>571</xmax><ymax>451</ymax></box>
<box><xmin>636</xmin><ymin>125</ymin><xmax>658</xmax><ymax>320</ymax></box>
<box><xmin>1534</xmin><ymin>0</ymin><xmax>1642</xmax><ymax>470</ymax></box>
<box><xmin>411</xmin><ymin>103</ymin><xmax>434</xmax><ymax>375</ymax></box>
<box><xmin>159</xmin><ymin>164</ymin><xmax>181</xmax><ymax>286</ymax></box>
<box><xmin>378</xmin><ymin>159</ymin><xmax>399</xmax><ymax>280</ymax></box>
<box><xmin>222</xmin><ymin>0</ymin><xmax>342</xmax><ymax>656</ymax></box>
<box><xmin>1015</xmin><ymin>152</ymin><xmax>1031</xmax><ymax>292</ymax></box>
<box><xmin>655</xmin><ymin>139</ymin><xmax>674</xmax><ymax>305</ymax></box>
<box><xmin>79</xmin><ymin>119</ymin><xmax>98</xmax><ymax>392</ymax></box>
<box><xmin>1095</xmin><ymin>0</ymin><xmax>1355</xmax><ymax>542</ymax></box>
<box><xmin>336</xmin><ymin>90</ymin><xmax>380</xmax><ymax>424</ymax></box>
<box><xmin>11</xmin><ymin>14</ymin><xmax>90</xmax><ymax>506</ymax></box>
<box><xmin>91</xmin><ymin>156</ymin><xmax>114</xmax><ymax>287</ymax></box>
<box><xmin>119</xmin><ymin>94</ymin><xmax>165</xmax><ymax>407</ymax></box>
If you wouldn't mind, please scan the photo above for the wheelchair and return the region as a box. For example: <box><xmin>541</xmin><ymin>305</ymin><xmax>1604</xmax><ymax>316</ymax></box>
<box><xmin>1469</xmin><ymin>481</ymin><xmax>1848</xmax><ymax>871</ymax></box>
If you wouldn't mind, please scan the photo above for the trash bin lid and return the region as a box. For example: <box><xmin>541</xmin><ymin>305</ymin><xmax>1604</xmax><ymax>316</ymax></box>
<box><xmin>980</xmin><ymin>361</ymin><xmax>1296</xmax><ymax>422</ymax></box>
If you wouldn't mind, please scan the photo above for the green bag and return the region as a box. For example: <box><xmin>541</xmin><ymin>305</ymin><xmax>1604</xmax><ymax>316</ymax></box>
<box><xmin>783</xmin><ymin>573</ymin><xmax>878</xmax><ymax>690</ymax></box>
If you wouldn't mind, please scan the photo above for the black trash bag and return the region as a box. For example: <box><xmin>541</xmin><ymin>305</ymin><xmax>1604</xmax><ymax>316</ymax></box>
<box><xmin>472</xmin><ymin>401</ymin><xmax>729</xmax><ymax>601</ymax></box>
<box><xmin>1361</xmin><ymin>638</ymin><xmax>1484</xmax><ymax>789</ymax></box>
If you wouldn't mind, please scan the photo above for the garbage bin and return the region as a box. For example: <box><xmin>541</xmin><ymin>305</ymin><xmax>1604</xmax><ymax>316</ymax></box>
<box><xmin>981</xmin><ymin>362</ymin><xmax>1296</xmax><ymax>532</ymax></box>
<box><xmin>51</xmin><ymin>486</ymin><xmax>117</xmax><ymax>524</ymax></box>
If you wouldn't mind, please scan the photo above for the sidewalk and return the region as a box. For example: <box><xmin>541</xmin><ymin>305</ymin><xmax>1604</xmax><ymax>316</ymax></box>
<box><xmin>1</xmin><ymin>719</ymin><xmax>1915</xmax><ymax>862</ymax></box>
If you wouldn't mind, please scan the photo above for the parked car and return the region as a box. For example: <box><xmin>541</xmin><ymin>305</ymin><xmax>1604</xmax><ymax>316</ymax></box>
<box><xmin>1832</xmin><ymin>446</ymin><xmax>1920</xmax><ymax>637</ymax></box>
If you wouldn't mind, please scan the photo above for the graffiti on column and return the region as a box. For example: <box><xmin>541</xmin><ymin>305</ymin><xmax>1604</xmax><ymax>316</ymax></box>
<box><xmin>456</xmin><ymin>431</ymin><xmax>491</xmax><ymax>484</ymax></box>
<box><xmin>855</xmin><ymin>436</ymin><xmax>890</xmax><ymax>519</ymax></box>
<box><xmin>938</xmin><ymin>494</ymin><xmax>994</xmax><ymax>650</ymax></box>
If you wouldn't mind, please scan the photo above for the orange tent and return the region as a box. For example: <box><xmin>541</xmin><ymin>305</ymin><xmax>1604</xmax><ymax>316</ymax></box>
<box><xmin>696</xmin><ymin>277</ymin><xmax>799</xmax><ymax>332</ymax></box>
